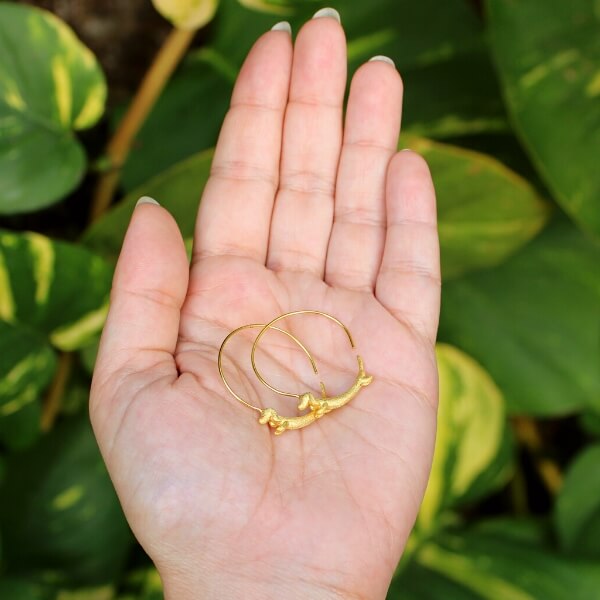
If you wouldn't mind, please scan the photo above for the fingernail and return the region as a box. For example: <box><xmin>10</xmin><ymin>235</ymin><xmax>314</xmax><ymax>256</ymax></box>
<box><xmin>312</xmin><ymin>7</ymin><xmax>341</xmax><ymax>23</ymax></box>
<box><xmin>136</xmin><ymin>196</ymin><xmax>160</xmax><ymax>207</ymax></box>
<box><xmin>401</xmin><ymin>148</ymin><xmax>412</xmax><ymax>152</ymax></box>
<box><xmin>369</xmin><ymin>55</ymin><xmax>395</xmax><ymax>68</ymax></box>
<box><xmin>271</xmin><ymin>21</ymin><xmax>292</xmax><ymax>34</ymax></box>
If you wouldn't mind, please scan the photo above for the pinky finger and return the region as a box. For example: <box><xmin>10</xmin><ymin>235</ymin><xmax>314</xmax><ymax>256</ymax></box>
<box><xmin>375</xmin><ymin>150</ymin><xmax>441</xmax><ymax>345</ymax></box>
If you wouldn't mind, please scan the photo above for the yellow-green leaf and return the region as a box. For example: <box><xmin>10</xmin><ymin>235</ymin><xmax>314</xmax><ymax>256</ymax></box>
<box><xmin>392</xmin><ymin>523</ymin><xmax>600</xmax><ymax>600</ymax></box>
<box><xmin>0</xmin><ymin>230</ymin><xmax>112</xmax><ymax>448</ymax></box>
<box><xmin>0</xmin><ymin>4</ymin><xmax>106</xmax><ymax>213</ymax></box>
<box><xmin>152</xmin><ymin>0</ymin><xmax>220</xmax><ymax>30</ymax></box>
<box><xmin>0</xmin><ymin>230</ymin><xmax>112</xmax><ymax>349</ymax></box>
<box><xmin>237</xmin><ymin>0</ymin><xmax>301</xmax><ymax>15</ymax></box>
<box><xmin>408</xmin><ymin>136</ymin><xmax>549</xmax><ymax>279</ymax></box>
<box><xmin>56</xmin><ymin>586</ymin><xmax>115</xmax><ymax>600</ymax></box>
<box><xmin>418</xmin><ymin>345</ymin><xmax>512</xmax><ymax>532</ymax></box>
<box><xmin>0</xmin><ymin>321</ymin><xmax>55</xmax><ymax>449</ymax></box>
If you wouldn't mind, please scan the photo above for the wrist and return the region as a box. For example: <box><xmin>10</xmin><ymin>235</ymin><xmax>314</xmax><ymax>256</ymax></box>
<box><xmin>159</xmin><ymin>564</ymin><xmax>383</xmax><ymax>600</ymax></box>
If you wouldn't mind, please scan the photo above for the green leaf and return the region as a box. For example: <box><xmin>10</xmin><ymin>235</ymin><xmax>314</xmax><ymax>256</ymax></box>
<box><xmin>580</xmin><ymin>411</ymin><xmax>600</xmax><ymax>438</ymax></box>
<box><xmin>78</xmin><ymin>337</ymin><xmax>100</xmax><ymax>376</ymax></box>
<box><xmin>468</xmin><ymin>517</ymin><xmax>551</xmax><ymax>547</ymax></box>
<box><xmin>120</xmin><ymin>0</ymin><xmax>506</xmax><ymax>190</ymax></box>
<box><xmin>55</xmin><ymin>586</ymin><xmax>115</xmax><ymax>600</ymax></box>
<box><xmin>486</xmin><ymin>0</ymin><xmax>600</xmax><ymax>237</ymax></box>
<box><xmin>237</xmin><ymin>0</ymin><xmax>319</xmax><ymax>16</ymax></box>
<box><xmin>0</xmin><ymin>578</ymin><xmax>115</xmax><ymax>600</ymax></box>
<box><xmin>117</xmin><ymin>568</ymin><xmax>163</xmax><ymax>600</ymax></box>
<box><xmin>392</xmin><ymin>559</ymin><xmax>481</xmax><ymax>600</ymax></box>
<box><xmin>152</xmin><ymin>0</ymin><xmax>220</xmax><ymax>30</ymax></box>
<box><xmin>391</xmin><ymin>522</ymin><xmax>600</xmax><ymax>599</ymax></box>
<box><xmin>0</xmin><ymin>229</ymin><xmax>112</xmax><ymax>350</ymax></box>
<box><xmin>0</xmin><ymin>321</ymin><xmax>55</xmax><ymax>449</ymax></box>
<box><xmin>116</xmin><ymin>52</ymin><xmax>228</xmax><ymax>192</ymax></box>
<box><xmin>0</xmin><ymin>414</ymin><xmax>133</xmax><ymax>586</ymax></box>
<box><xmin>0</xmin><ymin>230</ymin><xmax>112</xmax><ymax>447</ymax></box>
<box><xmin>555</xmin><ymin>444</ymin><xmax>600</xmax><ymax>558</ymax></box>
<box><xmin>439</xmin><ymin>132</ymin><xmax>548</xmax><ymax>194</ymax></box>
<box><xmin>58</xmin><ymin>363</ymin><xmax>92</xmax><ymax>417</ymax></box>
<box><xmin>0</xmin><ymin>4</ymin><xmax>106</xmax><ymax>213</ymax></box>
<box><xmin>0</xmin><ymin>578</ymin><xmax>54</xmax><ymax>600</ymax></box>
<box><xmin>256</xmin><ymin>0</ymin><xmax>507</xmax><ymax>138</ymax></box>
<box><xmin>83</xmin><ymin>150</ymin><xmax>213</xmax><ymax>259</ymax></box>
<box><xmin>418</xmin><ymin>345</ymin><xmax>512</xmax><ymax>532</ymax></box>
<box><xmin>439</xmin><ymin>218</ymin><xmax>600</xmax><ymax>416</ymax></box>
<box><xmin>409</xmin><ymin>136</ymin><xmax>549</xmax><ymax>279</ymax></box>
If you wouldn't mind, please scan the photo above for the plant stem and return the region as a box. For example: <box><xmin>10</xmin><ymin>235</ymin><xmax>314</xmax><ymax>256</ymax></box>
<box><xmin>89</xmin><ymin>27</ymin><xmax>196</xmax><ymax>222</ymax></box>
<box><xmin>41</xmin><ymin>352</ymin><xmax>73</xmax><ymax>432</ymax></box>
<box><xmin>512</xmin><ymin>417</ymin><xmax>563</xmax><ymax>494</ymax></box>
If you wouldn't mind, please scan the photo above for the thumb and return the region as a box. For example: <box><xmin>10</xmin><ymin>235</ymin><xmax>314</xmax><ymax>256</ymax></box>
<box><xmin>93</xmin><ymin>197</ymin><xmax>189</xmax><ymax>389</ymax></box>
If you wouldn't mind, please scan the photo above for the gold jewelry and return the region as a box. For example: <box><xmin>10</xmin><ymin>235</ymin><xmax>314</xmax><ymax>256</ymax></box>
<box><xmin>218</xmin><ymin>310</ymin><xmax>373</xmax><ymax>436</ymax></box>
<box><xmin>218</xmin><ymin>323</ymin><xmax>317</xmax><ymax>412</ymax></box>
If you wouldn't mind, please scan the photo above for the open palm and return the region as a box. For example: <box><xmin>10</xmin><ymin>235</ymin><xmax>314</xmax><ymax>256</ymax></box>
<box><xmin>90</xmin><ymin>11</ymin><xmax>440</xmax><ymax>600</ymax></box>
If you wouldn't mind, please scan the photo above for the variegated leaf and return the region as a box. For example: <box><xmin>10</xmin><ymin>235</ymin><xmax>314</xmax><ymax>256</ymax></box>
<box><xmin>0</xmin><ymin>415</ymin><xmax>133</xmax><ymax>586</ymax></box>
<box><xmin>417</xmin><ymin>345</ymin><xmax>512</xmax><ymax>533</ymax></box>
<box><xmin>238</xmin><ymin>0</ymin><xmax>315</xmax><ymax>15</ymax></box>
<box><xmin>392</xmin><ymin>522</ymin><xmax>600</xmax><ymax>599</ymax></box>
<box><xmin>152</xmin><ymin>0</ymin><xmax>220</xmax><ymax>30</ymax></box>
<box><xmin>0</xmin><ymin>230</ymin><xmax>112</xmax><ymax>447</ymax></box>
<box><xmin>0</xmin><ymin>3</ymin><xmax>106</xmax><ymax>213</ymax></box>
<box><xmin>0</xmin><ymin>321</ymin><xmax>55</xmax><ymax>449</ymax></box>
<box><xmin>487</xmin><ymin>0</ymin><xmax>600</xmax><ymax>237</ymax></box>
<box><xmin>407</xmin><ymin>136</ymin><xmax>549</xmax><ymax>279</ymax></box>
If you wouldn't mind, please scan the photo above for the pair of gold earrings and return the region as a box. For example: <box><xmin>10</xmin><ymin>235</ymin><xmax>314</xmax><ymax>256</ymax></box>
<box><xmin>218</xmin><ymin>310</ymin><xmax>373</xmax><ymax>435</ymax></box>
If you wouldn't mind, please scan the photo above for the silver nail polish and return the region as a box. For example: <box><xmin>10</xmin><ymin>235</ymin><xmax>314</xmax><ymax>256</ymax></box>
<box><xmin>136</xmin><ymin>196</ymin><xmax>160</xmax><ymax>207</ymax></box>
<box><xmin>369</xmin><ymin>55</ymin><xmax>395</xmax><ymax>67</ymax></box>
<box><xmin>312</xmin><ymin>7</ymin><xmax>341</xmax><ymax>23</ymax></box>
<box><xmin>271</xmin><ymin>21</ymin><xmax>292</xmax><ymax>34</ymax></box>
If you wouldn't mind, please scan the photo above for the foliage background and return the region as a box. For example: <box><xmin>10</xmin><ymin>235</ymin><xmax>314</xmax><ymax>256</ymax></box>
<box><xmin>0</xmin><ymin>0</ymin><xmax>599</xmax><ymax>598</ymax></box>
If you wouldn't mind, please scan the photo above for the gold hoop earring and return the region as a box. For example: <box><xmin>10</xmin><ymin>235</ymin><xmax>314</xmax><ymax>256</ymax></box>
<box><xmin>250</xmin><ymin>310</ymin><xmax>351</xmax><ymax>401</ymax></box>
<box><xmin>251</xmin><ymin>310</ymin><xmax>372</xmax><ymax>419</ymax></box>
<box><xmin>218</xmin><ymin>311</ymin><xmax>373</xmax><ymax>436</ymax></box>
<box><xmin>218</xmin><ymin>323</ymin><xmax>318</xmax><ymax>413</ymax></box>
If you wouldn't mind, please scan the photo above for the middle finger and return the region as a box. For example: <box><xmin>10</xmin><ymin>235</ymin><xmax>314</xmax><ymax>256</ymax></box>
<box><xmin>266</xmin><ymin>9</ymin><xmax>347</xmax><ymax>277</ymax></box>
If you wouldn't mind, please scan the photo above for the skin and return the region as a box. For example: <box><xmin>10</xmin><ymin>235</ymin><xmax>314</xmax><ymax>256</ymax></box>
<box><xmin>90</xmin><ymin>11</ymin><xmax>440</xmax><ymax>600</ymax></box>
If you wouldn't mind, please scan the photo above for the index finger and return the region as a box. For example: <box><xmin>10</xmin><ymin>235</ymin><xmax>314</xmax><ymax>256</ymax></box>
<box><xmin>192</xmin><ymin>24</ymin><xmax>293</xmax><ymax>264</ymax></box>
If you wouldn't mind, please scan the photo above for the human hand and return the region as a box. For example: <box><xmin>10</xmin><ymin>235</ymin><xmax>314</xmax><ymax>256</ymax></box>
<box><xmin>90</xmin><ymin>8</ymin><xmax>440</xmax><ymax>599</ymax></box>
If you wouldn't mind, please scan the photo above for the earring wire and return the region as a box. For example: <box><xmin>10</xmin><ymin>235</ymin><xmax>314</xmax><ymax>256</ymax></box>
<box><xmin>218</xmin><ymin>322</ymin><xmax>319</xmax><ymax>413</ymax></box>
<box><xmin>250</xmin><ymin>310</ymin><xmax>355</xmax><ymax>399</ymax></box>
